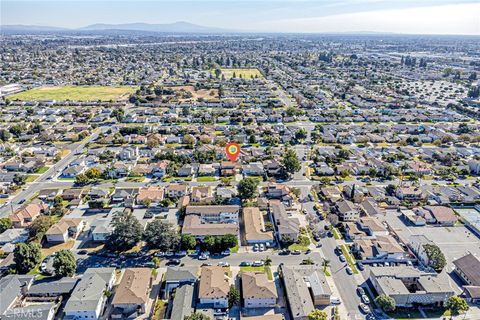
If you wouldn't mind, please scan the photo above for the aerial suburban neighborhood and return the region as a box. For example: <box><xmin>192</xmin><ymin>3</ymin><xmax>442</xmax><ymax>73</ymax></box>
<box><xmin>0</xmin><ymin>5</ymin><xmax>480</xmax><ymax>320</ymax></box>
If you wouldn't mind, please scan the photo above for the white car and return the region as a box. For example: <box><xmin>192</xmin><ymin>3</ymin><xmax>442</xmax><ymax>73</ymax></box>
<box><xmin>176</xmin><ymin>251</ymin><xmax>187</xmax><ymax>257</ymax></box>
<box><xmin>218</xmin><ymin>262</ymin><xmax>230</xmax><ymax>267</ymax></box>
<box><xmin>221</xmin><ymin>249</ymin><xmax>231</xmax><ymax>256</ymax></box>
<box><xmin>154</xmin><ymin>251</ymin><xmax>165</xmax><ymax>257</ymax></box>
<box><xmin>252</xmin><ymin>260</ymin><xmax>264</xmax><ymax>267</ymax></box>
<box><xmin>330</xmin><ymin>296</ymin><xmax>342</xmax><ymax>304</ymax></box>
<box><xmin>361</xmin><ymin>295</ymin><xmax>370</xmax><ymax>304</ymax></box>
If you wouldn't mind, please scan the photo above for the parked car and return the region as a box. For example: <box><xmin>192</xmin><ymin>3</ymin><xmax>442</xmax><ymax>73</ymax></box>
<box><xmin>221</xmin><ymin>249</ymin><xmax>231</xmax><ymax>256</ymax></box>
<box><xmin>292</xmin><ymin>250</ymin><xmax>301</xmax><ymax>255</ymax></box>
<box><xmin>252</xmin><ymin>260</ymin><xmax>264</xmax><ymax>267</ymax></box>
<box><xmin>166</xmin><ymin>259</ymin><xmax>181</xmax><ymax>266</ymax></box>
<box><xmin>346</xmin><ymin>267</ymin><xmax>353</xmax><ymax>275</ymax></box>
<box><xmin>218</xmin><ymin>262</ymin><xmax>230</xmax><ymax>267</ymax></box>
<box><xmin>359</xmin><ymin>303</ymin><xmax>371</xmax><ymax>314</ymax></box>
<box><xmin>361</xmin><ymin>295</ymin><xmax>370</xmax><ymax>304</ymax></box>
<box><xmin>279</xmin><ymin>249</ymin><xmax>290</xmax><ymax>255</ymax></box>
<box><xmin>240</xmin><ymin>261</ymin><xmax>252</xmax><ymax>266</ymax></box>
<box><xmin>154</xmin><ymin>251</ymin><xmax>165</xmax><ymax>257</ymax></box>
<box><xmin>305</xmin><ymin>249</ymin><xmax>311</xmax><ymax>254</ymax></box>
<box><xmin>330</xmin><ymin>296</ymin><xmax>342</xmax><ymax>304</ymax></box>
<box><xmin>339</xmin><ymin>255</ymin><xmax>346</xmax><ymax>262</ymax></box>
<box><xmin>357</xmin><ymin>287</ymin><xmax>365</xmax><ymax>296</ymax></box>
<box><xmin>165</xmin><ymin>251</ymin><xmax>174</xmax><ymax>257</ymax></box>
<box><xmin>198</xmin><ymin>255</ymin><xmax>208</xmax><ymax>260</ymax></box>
<box><xmin>176</xmin><ymin>251</ymin><xmax>187</xmax><ymax>257</ymax></box>
<box><xmin>78</xmin><ymin>249</ymin><xmax>88</xmax><ymax>255</ymax></box>
<box><xmin>357</xmin><ymin>261</ymin><xmax>365</xmax><ymax>271</ymax></box>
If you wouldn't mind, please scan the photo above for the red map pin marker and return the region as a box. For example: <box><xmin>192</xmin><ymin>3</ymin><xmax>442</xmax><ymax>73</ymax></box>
<box><xmin>226</xmin><ymin>142</ymin><xmax>240</xmax><ymax>162</ymax></box>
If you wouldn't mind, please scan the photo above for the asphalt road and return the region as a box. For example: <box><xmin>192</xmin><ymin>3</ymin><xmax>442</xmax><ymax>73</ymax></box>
<box><xmin>0</xmin><ymin>128</ymin><xmax>105</xmax><ymax>217</ymax></box>
<box><xmin>320</xmin><ymin>235</ymin><xmax>365</xmax><ymax>320</ymax></box>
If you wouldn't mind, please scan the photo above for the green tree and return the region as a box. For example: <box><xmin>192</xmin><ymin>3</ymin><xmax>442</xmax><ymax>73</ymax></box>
<box><xmin>295</xmin><ymin>128</ymin><xmax>307</xmax><ymax>141</ymax></box>
<box><xmin>264</xmin><ymin>256</ymin><xmax>272</xmax><ymax>266</ymax></box>
<box><xmin>144</xmin><ymin>220</ymin><xmax>179</xmax><ymax>251</ymax></box>
<box><xmin>446</xmin><ymin>296</ymin><xmax>469</xmax><ymax>315</ymax></box>
<box><xmin>375</xmin><ymin>294</ymin><xmax>396</xmax><ymax>312</ymax></box>
<box><xmin>28</xmin><ymin>215</ymin><xmax>55</xmax><ymax>241</ymax></box>
<box><xmin>85</xmin><ymin>168</ymin><xmax>102</xmax><ymax>180</ymax></box>
<box><xmin>14</xmin><ymin>242</ymin><xmax>41</xmax><ymax>274</ymax></box>
<box><xmin>201</xmin><ymin>235</ymin><xmax>216</xmax><ymax>252</ymax></box>
<box><xmin>74</xmin><ymin>173</ymin><xmax>90</xmax><ymax>186</ymax></box>
<box><xmin>0</xmin><ymin>129</ymin><xmax>11</xmax><ymax>142</ymax></box>
<box><xmin>0</xmin><ymin>218</ymin><xmax>12</xmax><ymax>233</ymax></box>
<box><xmin>111</xmin><ymin>108</ymin><xmax>125</xmax><ymax>122</ymax></box>
<box><xmin>183</xmin><ymin>134</ymin><xmax>196</xmax><ymax>147</ymax></box>
<box><xmin>228</xmin><ymin>285</ymin><xmax>240</xmax><ymax>307</ymax></box>
<box><xmin>423</xmin><ymin>244</ymin><xmax>446</xmax><ymax>272</ymax></box>
<box><xmin>180</xmin><ymin>234</ymin><xmax>196</xmax><ymax>250</ymax></box>
<box><xmin>308</xmin><ymin>309</ymin><xmax>328</xmax><ymax>320</ymax></box>
<box><xmin>237</xmin><ymin>177</ymin><xmax>259</xmax><ymax>200</ymax></box>
<box><xmin>53</xmin><ymin>250</ymin><xmax>77</xmax><ymax>277</ymax></box>
<box><xmin>185</xmin><ymin>313</ymin><xmax>211</xmax><ymax>320</ymax></box>
<box><xmin>282</xmin><ymin>148</ymin><xmax>301</xmax><ymax>175</ymax></box>
<box><xmin>220</xmin><ymin>234</ymin><xmax>238</xmax><ymax>249</ymax></box>
<box><xmin>322</xmin><ymin>258</ymin><xmax>330</xmax><ymax>273</ymax></box>
<box><xmin>106</xmin><ymin>211</ymin><xmax>143</xmax><ymax>252</ymax></box>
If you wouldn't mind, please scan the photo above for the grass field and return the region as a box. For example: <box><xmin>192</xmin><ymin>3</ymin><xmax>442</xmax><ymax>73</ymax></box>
<box><xmin>10</xmin><ymin>86</ymin><xmax>136</xmax><ymax>101</ymax></box>
<box><xmin>214</xmin><ymin>68</ymin><xmax>263</xmax><ymax>79</ymax></box>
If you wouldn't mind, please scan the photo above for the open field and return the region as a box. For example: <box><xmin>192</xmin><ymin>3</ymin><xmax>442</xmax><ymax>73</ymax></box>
<box><xmin>213</xmin><ymin>68</ymin><xmax>263</xmax><ymax>79</ymax></box>
<box><xmin>10</xmin><ymin>86</ymin><xmax>136</xmax><ymax>101</ymax></box>
<box><xmin>165</xmin><ymin>85</ymin><xmax>218</xmax><ymax>102</ymax></box>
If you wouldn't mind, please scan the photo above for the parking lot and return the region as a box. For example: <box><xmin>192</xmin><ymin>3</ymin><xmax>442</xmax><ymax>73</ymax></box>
<box><xmin>381</xmin><ymin>209</ymin><xmax>480</xmax><ymax>293</ymax></box>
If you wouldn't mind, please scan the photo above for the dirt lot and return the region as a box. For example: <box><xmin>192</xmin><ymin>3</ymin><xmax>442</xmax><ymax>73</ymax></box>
<box><xmin>165</xmin><ymin>86</ymin><xmax>218</xmax><ymax>102</ymax></box>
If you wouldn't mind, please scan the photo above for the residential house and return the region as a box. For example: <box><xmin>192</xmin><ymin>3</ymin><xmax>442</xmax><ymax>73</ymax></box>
<box><xmin>165</xmin><ymin>184</ymin><xmax>189</xmax><ymax>198</ymax></box>
<box><xmin>137</xmin><ymin>186</ymin><xmax>164</xmax><ymax>206</ymax></box>
<box><xmin>241</xmin><ymin>271</ymin><xmax>278</xmax><ymax>308</ymax></box>
<box><xmin>164</xmin><ymin>267</ymin><xmax>198</xmax><ymax>298</ymax></box>
<box><xmin>269</xmin><ymin>200</ymin><xmax>300</xmax><ymax>242</ymax></box>
<box><xmin>10</xmin><ymin>202</ymin><xmax>48</xmax><ymax>228</ymax></box>
<box><xmin>0</xmin><ymin>275</ymin><xmax>35</xmax><ymax>315</ymax></box>
<box><xmin>111</xmin><ymin>268</ymin><xmax>152</xmax><ymax>318</ymax></box>
<box><xmin>280</xmin><ymin>265</ymin><xmax>332</xmax><ymax>320</ymax></box>
<box><xmin>63</xmin><ymin>268</ymin><xmax>116</xmax><ymax>320</ymax></box>
<box><xmin>369</xmin><ymin>266</ymin><xmax>454</xmax><ymax>307</ymax></box>
<box><xmin>90</xmin><ymin>218</ymin><xmax>113</xmax><ymax>242</ymax></box>
<box><xmin>336</xmin><ymin>200</ymin><xmax>360</xmax><ymax>222</ymax></box>
<box><xmin>191</xmin><ymin>186</ymin><xmax>215</xmax><ymax>204</ymax></box>
<box><xmin>453</xmin><ymin>253</ymin><xmax>480</xmax><ymax>287</ymax></box>
<box><xmin>243</xmin><ymin>162</ymin><xmax>264</xmax><ymax>177</ymax></box>
<box><xmin>45</xmin><ymin>218</ymin><xmax>85</xmax><ymax>243</ymax></box>
<box><xmin>243</xmin><ymin>207</ymin><xmax>274</xmax><ymax>245</ymax></box>
<box><xmin>198</xmin><ymin>266</ymin><xmax>230</xmax><ymax>308</ymax></box>
<box><xmin>396</xmin><ymin>187</ymin><xmax>425</xmax><ymax>200</ymax></box>
<box><xmin>169</xmin><ymin>283</ymin><xmax>195</xmax><ymax>320</ymax></box>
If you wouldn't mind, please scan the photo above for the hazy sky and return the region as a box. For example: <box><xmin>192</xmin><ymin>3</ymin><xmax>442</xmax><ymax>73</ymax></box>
<box><xmin>1</xmin><ymin>0</ymin><xmax>479</xmax><ymax>35</ymax></box>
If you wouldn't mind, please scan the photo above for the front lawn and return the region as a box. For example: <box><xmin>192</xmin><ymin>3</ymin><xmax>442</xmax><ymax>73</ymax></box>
<box><xmin>240</xmin><ymin>266</ymin><xmax>273</xmax><ymax>280</ymax></box>
<box><xmin>35</xmin><ymin>166</ymin><xmax>49</xmax><ymax>174</ymax></box>
<box><xmin>288</xmin><ymin>243</ymin><xmax>309</xmax><ymax>252</ymax></box>
<box><xmin>196</xmin><ymin>176</ymin><xmax>216</xmax><ymax>182</ymax></box>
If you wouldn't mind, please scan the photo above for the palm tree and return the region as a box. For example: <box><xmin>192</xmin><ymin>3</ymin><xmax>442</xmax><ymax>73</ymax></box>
<box><xmin>264</xmin><ymin>256</ymin><xmax>272</xmax><ymax>266</ymax></box>
<box><xmin>322</xmin><ymin>258</ymin><xmax>330</xmax><ymax>273</ymax></box>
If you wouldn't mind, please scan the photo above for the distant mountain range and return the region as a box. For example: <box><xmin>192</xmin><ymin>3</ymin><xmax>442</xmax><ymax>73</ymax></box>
<box><xmin>1</xmin><ymin>22</ymin><xmax>232</xmax><ymax>34</ymax></box>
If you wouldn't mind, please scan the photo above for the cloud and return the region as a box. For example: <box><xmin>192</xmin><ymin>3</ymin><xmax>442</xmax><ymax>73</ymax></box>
<box><xmin>252</xmin><ymin>3</ymin><xmax>480</xmax><ymax>35</ymax></box>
